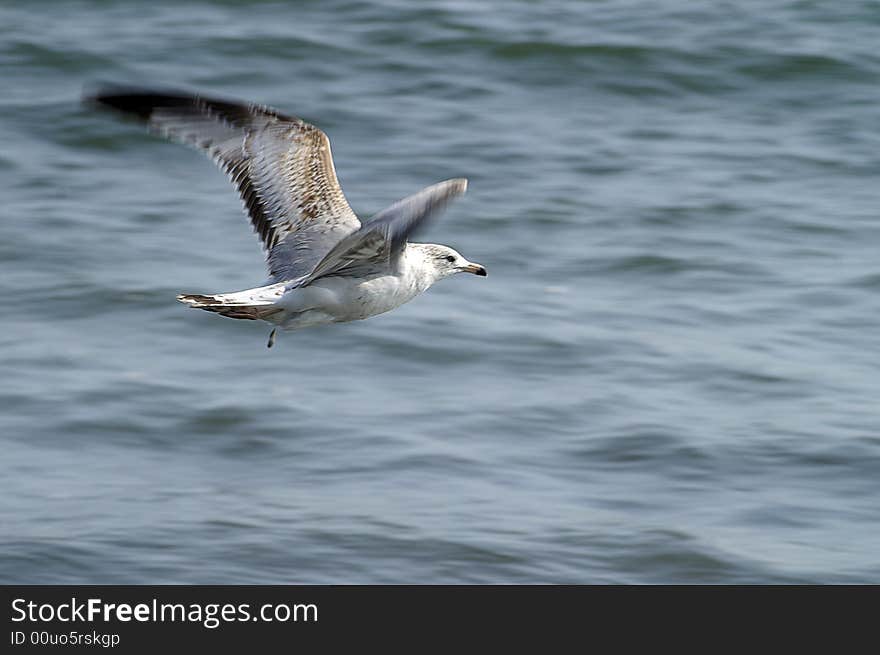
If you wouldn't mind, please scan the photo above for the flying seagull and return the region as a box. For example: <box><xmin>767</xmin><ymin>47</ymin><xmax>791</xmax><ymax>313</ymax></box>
<box><xmin>87</xmin><ymin>87</ymin><xmax>486</xmax><ymax>347</ymax></box>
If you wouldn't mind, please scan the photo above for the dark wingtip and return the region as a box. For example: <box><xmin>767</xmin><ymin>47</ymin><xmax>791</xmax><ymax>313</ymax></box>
<box><xmin>84</xmin><ymin>85</ymin><xmax>156</xmax><ymax>120</ymax></box>
<box><xmin>82</xmin><ymin>84</ymin><xmax>272</xmax><ymax>128</ymax></box>
<box><xmin>82</xmin><ymin>83</ymin><xmax>191</xmax><ymax>121</ymax></box>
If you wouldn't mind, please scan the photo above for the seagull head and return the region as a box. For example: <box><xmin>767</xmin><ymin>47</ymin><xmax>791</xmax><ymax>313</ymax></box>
<box><xmin>424</xmin><ymin>244</ymin><xmax>487</xmax><ymax>280</ymax></box>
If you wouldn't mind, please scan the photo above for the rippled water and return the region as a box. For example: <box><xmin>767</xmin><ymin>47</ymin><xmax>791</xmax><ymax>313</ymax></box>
<box><xmin>2</xmin><ymin>0</ymin><xmax>880</xmax><ymax>583</ymax></box>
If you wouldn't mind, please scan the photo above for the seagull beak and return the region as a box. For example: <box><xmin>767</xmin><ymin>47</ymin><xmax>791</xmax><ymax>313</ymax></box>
<box><xmin>463</xmin><ymin>262</ymin><xmax>487</xmax><ymax>277</ymax></box>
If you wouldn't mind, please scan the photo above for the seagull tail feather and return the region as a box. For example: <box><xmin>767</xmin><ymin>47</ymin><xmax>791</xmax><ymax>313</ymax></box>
<box><xmin>177</xmin><ymin>292</ymin><xmax>283</xmax><ymax>321</ymax></box>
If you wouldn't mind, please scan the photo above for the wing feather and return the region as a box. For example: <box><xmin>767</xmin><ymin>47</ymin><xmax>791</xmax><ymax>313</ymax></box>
<box><xmin>298</xmin><ymin>178</ymin><xmax>468</xmax><ymax>286</ymax></box>
<box><xmin>87</xmin><ymin>86</ymin><xmax>360</xmax><ymax>281</ymax></box>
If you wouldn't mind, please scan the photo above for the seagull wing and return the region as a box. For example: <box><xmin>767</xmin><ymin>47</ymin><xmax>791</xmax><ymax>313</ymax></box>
<box><xmin>88</xmin><ymin>87</ymin><xmax>361</xmax><ymax>281</ymax></box>
<box><xmin>298</xmin><ymin>178</ymin><xmax>467</xmax><ymax>285</ymax></box>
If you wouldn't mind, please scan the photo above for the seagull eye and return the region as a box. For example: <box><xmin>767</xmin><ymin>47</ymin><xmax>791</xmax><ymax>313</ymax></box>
<box><xmin>445</xmin><ymin>255</ymin><xmax>456</xmax><ymax>263</ymax></box>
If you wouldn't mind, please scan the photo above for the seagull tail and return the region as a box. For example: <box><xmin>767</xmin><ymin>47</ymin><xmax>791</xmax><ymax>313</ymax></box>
<box><xmin>177</xmin><ymin>290</ymin><xmax>283</xmax><ymax>321</ymax></box>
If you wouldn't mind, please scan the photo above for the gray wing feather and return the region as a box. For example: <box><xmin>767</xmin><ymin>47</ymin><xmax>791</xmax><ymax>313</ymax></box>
<box><xmin>298</xmin><ymin>178</ymin><xmax>467</xmax><ymax>286</ymax></box>
<box><xmin>88</xmin><ymin>87</ymin><xmax>360</xmax><ymax>281</ymax></box>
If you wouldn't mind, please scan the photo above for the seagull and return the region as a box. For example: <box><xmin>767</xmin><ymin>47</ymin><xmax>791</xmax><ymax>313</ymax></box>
<box><xmin>87</xmin><ymin>87</ymin><xmax>486</xmax><ymax>347</ymax></box>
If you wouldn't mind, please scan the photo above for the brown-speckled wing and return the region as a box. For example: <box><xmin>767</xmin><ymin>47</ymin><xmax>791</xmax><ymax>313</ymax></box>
<box><xmin>88</xmin><ymin>87</ymin><xmax>361</xmax><ymax>281</ymax></box>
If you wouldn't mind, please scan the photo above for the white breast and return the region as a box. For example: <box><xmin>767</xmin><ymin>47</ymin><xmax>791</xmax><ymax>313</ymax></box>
<box><xmin>279</xmin><ymin>244</ymin><xmax>439</xmax><ymax>324</ymax></box>
<box><xmin>335</xmin><ymin>272</ymin><xmax>424</xmax><ymax>320</ymax></box>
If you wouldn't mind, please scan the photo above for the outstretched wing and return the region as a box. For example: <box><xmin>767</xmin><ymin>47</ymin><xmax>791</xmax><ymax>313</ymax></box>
<box><xmin>88</xmin><ymin>86</ymin><xmax>361</xmax><ymax>281</ymax></box>
<box><xmin>298</xmin><ymin>178</ymin><xmax>467</xmax><ymax>286</ymax></box>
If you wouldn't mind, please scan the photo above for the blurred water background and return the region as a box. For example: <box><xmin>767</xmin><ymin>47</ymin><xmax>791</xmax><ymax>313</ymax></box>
<box><xmin>2</xmin><ymin>0</ymin><xmax>880</xmax><ymax>583</ymax></box>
